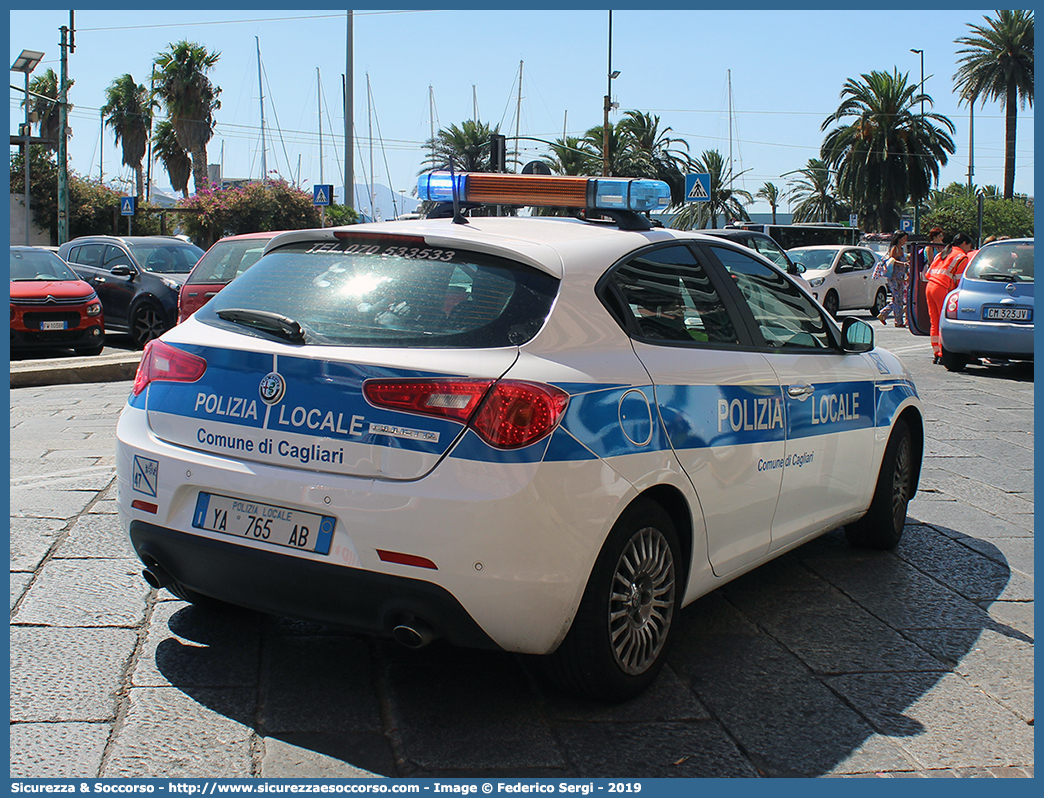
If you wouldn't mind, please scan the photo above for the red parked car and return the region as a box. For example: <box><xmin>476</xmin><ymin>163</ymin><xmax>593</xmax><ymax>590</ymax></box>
<box><xmin>10</xmin><ymin>246</ymin><xmax>105</xmax><ymax>356</ymax></box>
<box><xmin>178</xmin><ymin>231</ymin><xmax>283</xmax><ymax>323</ymax></box>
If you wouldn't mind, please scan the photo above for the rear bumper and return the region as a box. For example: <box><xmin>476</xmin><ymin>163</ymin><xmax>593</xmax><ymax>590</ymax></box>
<box><xmin>130</xmin><ymin>519</ymin><xmax>498</xmax><ymax>649</ymax></box>
<box><xmin>939</xmin><ymin>319</ymin><xmax>1034</xmax><ymax>359</ymax></box>
<box><xmin>115</xmin><ymin>403</ymin><xmax>641</xmax><ymax>654</ymax></box>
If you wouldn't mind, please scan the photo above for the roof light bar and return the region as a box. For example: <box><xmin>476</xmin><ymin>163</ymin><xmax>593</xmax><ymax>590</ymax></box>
<box><xmin>416</xmin><ymin>172</ymin><xmax>671</xmax><ymax>213</ymax></box>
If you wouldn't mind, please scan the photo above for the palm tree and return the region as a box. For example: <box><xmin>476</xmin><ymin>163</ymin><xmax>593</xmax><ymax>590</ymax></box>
<box><xmin>953</xmin><ymin>10</ymin><xmax>1034</xmax><ymax>199</ymax></box>
<box><xmin>820</xmin><ymin>69</ymin><xmax>955</xmax><ymax>232</ymax></box>
<box><xmin>582</xmin><ymin>119</ymin><xmax>662</xmax><ymax>179</ymax></box>
<box><xmin>540</xmin><ymin>135</ymin><xmax>591</xmax><ymax>176</ymax></box>
<box><xmin>152</xmin><ymin>41</ymin><xmax>221</xmax><ymax>194</ymax></box>
<box><xmin>756</xmin><ymin>182</ymin><xmax>781</xmax><ymax>224</ymax></box>
<box><xmin>617</xmin><ymin>110</ymin><xmax>691</xmax><ymax>204</ymax></box>
<box><xmin>152</xmin><ymin>120</ymin><xmax>192</xmax><ymax>197</ymax></box>
<box><xmin>422</xmin><ymin>120</ymin><xmax>504</xmax><ymax>172</ymax></box>
<box><xmin>25</xmin><ymin>69</ymin><xmax>72</xmax><ymax>151</ymax></box>
<box><xmin>785</xmin><ymin>158</ymin><xmax>849</xmax><ymax>224</ymax></box>
<box><xmin>102</xmin><ymin>74</ymin><xmax>154</xmax><ymax>198</ymax></box>
<box><xmin>669</xmin><ymin>149</ymin><xmax>752</xmax><ymax>230</ymax></box>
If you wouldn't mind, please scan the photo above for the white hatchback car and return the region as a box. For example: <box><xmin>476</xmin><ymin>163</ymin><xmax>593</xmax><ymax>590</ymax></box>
<box><xmin>117</xmin><ymin>172</ymin><xmax>923</xmax><ymax>701</ymax></box>
<box><xmin>787</xmin><ymin>245</ymin><xmax>889</xmax><ymax>318</ymax></box>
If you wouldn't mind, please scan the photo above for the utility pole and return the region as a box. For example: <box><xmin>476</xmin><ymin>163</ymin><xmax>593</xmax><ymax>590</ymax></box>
<box><xmin>602</xmin><ymin>11</ymin><xmax>612</xmax><ymax>176</ymax></box>
<box><xmin>145</xmin><ymin>74</ymin><xmax>154</xmax><ymax>201</ymax></box>
<box><xmin>57</xmin><ymin>13</ymin><xmax>74</xmax><ymax>245</ymax></box>
<box><xmin>910</xmin><ymin>48</ymin><xmax>924</xmax><ymax>234</ymax></box>
<box><xmin>967</xmin><ymin>103</ymin><xmax>974</xmax><ymax>192</ymax></box>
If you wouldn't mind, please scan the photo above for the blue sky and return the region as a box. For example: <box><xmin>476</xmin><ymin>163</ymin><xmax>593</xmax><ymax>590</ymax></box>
<box><xmin>9</xmin><ymin>7</ymin><xmax>1034</xmax><ymax>221</ymax></box>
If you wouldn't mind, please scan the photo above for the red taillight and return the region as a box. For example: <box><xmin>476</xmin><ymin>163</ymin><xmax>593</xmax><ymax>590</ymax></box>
<box><xmin>332</xmin><ymin>231</ymin><xmax>427</xmax><ymax>246</ymax></box>
<box><xmin>132</xmin><ymin>339</ymin><xmax>208</xmax><ymax>396</ymax></box>
<box><xmin>363</xmin><ymin>379</ymin><xmax>494</xmax><ymax>422</ymax></box>
<box><xmin>945</xmin><ymin>292</ymin><xmax>960</xmax><ymax>320</ymax></box>
<box><xmin>470</xmin><ymin>381</ymin><xmax>570</xmax><ymax>449</ymax></box>
<box><xmin>363</xmin><ymin>378</ymin><xmax>569</xmax><ymax>450</ymax></box>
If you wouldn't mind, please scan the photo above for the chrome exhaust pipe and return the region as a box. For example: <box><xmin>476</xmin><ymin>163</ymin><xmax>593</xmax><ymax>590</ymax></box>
<box><xmin>392</xmin><ymin>620</ymin><xmax>436</xmax><ymax>649</ymax></box>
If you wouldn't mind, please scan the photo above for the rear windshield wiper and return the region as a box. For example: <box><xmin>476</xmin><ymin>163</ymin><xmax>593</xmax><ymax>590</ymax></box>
<box><xmin>977</xmin><ymin>272</ymin><xmax>1024</xmax><ymax>282</ymax></box>
<box><xmin>216</xmin><ymin>308</ymin><xmax>307</xmax><ymax>344</ymax></box>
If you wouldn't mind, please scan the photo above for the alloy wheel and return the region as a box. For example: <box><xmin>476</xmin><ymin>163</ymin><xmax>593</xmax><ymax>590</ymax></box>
<box><xmin>608</xmin><ymin>526</ymin><xmax>676</xmax><ymax>675</ymax></box>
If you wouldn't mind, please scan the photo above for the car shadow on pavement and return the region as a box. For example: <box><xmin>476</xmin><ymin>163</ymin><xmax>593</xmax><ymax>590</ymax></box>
<box><xmin>149</xmin><ymin>524</ymin><xmax>1021</xmax><ymax>777</ymax></box>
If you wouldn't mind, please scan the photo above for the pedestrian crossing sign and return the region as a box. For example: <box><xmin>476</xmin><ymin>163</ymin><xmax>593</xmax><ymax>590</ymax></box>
<box><xmin>313</xmin><ymin>184</ymin><xmax>334</xmax><ymax>206</ymax></box>
<box><xmin>684</xmin><ymin>173</ymin><xmax>711</xmax><ymax>202</ymax></box>
<box><xmin>120</xmin><ymin>196</ymin><xmax>137</xmax><ymax>216</ymax></box>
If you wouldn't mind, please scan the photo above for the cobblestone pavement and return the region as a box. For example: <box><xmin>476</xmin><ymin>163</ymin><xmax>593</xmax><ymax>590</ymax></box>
<box><xmin>9</xmin><ymin>322</ymin><xmax>1033</xmax><ymax>778</ymax></box>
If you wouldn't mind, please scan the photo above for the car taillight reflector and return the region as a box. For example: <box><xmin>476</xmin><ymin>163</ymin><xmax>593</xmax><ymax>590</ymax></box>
<box><xmin>945</xmin><ymin>293</ymin><xmax>960</xmax><ymax>319</ymax></box>
<box><xmin>376</xmin><ymin>549</ymin><xmax>438</xmax><ymax>569</ymax></box>
<box><xmin>363</xmin><ymin>378</ymin><xmax>570</xmax><ymax>450</ymax></box>
<box><xmin>132</xmin><ymin>339</ymin><xmax>208</xmax><ymax>395</ymax></box>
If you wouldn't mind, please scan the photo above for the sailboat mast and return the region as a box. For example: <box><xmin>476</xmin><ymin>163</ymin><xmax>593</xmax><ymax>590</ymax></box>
<box><xmin>513</xmin><ymin>60</ymin><xmax>523</xmax><ymax>171</ymax></box>
<box><xmin>256</xmin><ymin>37</ymin><xmax>266</xmax><ymax>183</ymax></box>
<box><xmin>367</xmin><ymin>73</ymin><xmax>376</xmax><ymax>220</ymax></box>
<box><xmin>318</xmin><ymin>68</ymin><xmax>323</xmax><ymax>185</ymax></box>
<box><xmin>429</xmin><ymin>85</ymin><xmax>436</xmax><ymax>166</ymax></box>
<box><xmin>727</xmin><ymin>69</ymin><xmax>733</xmax><ymax>188</ymax></box>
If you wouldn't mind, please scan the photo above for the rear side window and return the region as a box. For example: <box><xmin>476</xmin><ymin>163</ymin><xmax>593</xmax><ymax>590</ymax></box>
<box><xmin>196</xmin><ymin>237</ymin><xmax>559</xmax><ymax>348</ymax></box>
<box><xmin>70</xmin><ymin>244</ymin><xmax>105</xmax><ymax>268</ymax></box>
<box><xmin>606</xmin><ymin>245</ymin><xmax>741</xmax><ymax>346</ymax></box>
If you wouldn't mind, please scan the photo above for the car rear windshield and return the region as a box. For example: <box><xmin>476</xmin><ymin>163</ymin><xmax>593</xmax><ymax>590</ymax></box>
<box><xmin>125</xmin><ymin>241</ymin><xmax>205</xmax><ymax>273</ymax></box>
<box><xmin>195</xmin><ymin>237</ymin><xmax>560</xmax><ymax>348</ymax></box>
<box><xmin>964</xmin><ymin>241</ymin><xmax>1034</xmax><ymax>283</ymax></box>
<box><xmin>187</xmin><ymin>238</ymin><xmax>270</xmax><ymax>285</ymax></box>
<box><xmin>786</xmin><ymin>248</ymin><xmax>837</xmax><ymax>271</ymax></box>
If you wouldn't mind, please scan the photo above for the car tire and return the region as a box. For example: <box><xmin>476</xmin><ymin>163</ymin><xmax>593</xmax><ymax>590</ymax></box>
<box><xmin>940</xmin><ymin>346</ymin><xmax>968</xmax><ymax>372</ymax></box>
<box><xmin>871</xmin><ymin>288</ymin><xmax>888</xmax><ymax>317</ymax></box>
<box><xmin>546</xmin><ymin>499</ymin><xmax>680</xmax><ymax>702</ymax></box>
<box><xmin>845</xmin><ymin>418</ymin><xmax>913</xmax><ymax>550</ymax></box>
<box><xmin>823</xmin><ymin>290</ymin><xmax>840</xmax><ymax>317</ymax></box>
<box><xmin>130</xmin><ymin>303</ymin><xmax>169</xmax><ymax>349</ymax></box>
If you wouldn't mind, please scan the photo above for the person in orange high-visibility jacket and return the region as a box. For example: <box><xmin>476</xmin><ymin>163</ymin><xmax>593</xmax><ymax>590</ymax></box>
<box><xmin>925</xmin><ymin>232</ymin><xmax>976</xmax><ymax>363</ymax></box>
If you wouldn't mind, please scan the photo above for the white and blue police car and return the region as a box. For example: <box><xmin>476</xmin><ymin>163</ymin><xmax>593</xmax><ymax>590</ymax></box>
<box><xmin>117</xmin><ymin>171</ymin><xmax>923</xmax><ymax>701</ymax></box>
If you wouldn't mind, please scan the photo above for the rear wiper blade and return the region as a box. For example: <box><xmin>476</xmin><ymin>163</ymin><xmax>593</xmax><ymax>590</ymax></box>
<box><xmin>216</xmin><ymin>308</ymin><xmax>307</xmax><ymax>344</ymax></box>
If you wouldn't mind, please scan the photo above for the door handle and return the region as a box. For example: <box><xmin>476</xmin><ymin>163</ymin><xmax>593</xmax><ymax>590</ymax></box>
<box><xmin>787</xmin><ymin>384</ymin><xmax>814</xmax><ymax>398</ymax></box>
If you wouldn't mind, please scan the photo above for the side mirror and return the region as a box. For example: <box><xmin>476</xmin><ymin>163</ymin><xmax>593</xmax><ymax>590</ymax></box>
<box><xmin>110</xmin><ymin>264</ymin><xmax>135</xmax><ymax>277</ymax></box>
<box><xmin>841</xmin><ymin>317</ymin><xmax>874</xmax><ymax>352</ymax></box>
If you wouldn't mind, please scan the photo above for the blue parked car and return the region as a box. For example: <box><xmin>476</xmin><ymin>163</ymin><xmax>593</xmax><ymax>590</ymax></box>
<box><xmin>939</xmin><ymin>238</ymin><xmax>1034</xmax><ymax>371</ymax></box>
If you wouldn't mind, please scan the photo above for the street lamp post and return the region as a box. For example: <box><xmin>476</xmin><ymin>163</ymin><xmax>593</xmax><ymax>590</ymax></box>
<box><xmin>910</xmin><ymin>48</ymin><xmax>924</xmax><ymax>235</ymax></box>
<box><xmin>602</xmin><ymin>11</ymin><xmax>620</xmax><ymax>176</ymax></box>
<box><xmin>11</xmin><ymin>49</ymin><xmax>45</xmax><ymax>246</ymax></box>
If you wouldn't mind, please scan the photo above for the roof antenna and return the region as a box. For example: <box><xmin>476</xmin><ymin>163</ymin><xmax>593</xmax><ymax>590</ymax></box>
<box><xmin>448</xmin><ymin>160</ymin><xmax>469</xmax><ymax>225</ymax></box>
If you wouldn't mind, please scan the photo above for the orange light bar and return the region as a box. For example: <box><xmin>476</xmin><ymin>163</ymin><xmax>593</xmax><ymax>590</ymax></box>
<box><xmin>463</xmin><ymin>174</ymin><xmax>590</xmax><ymax>207</ymax></box>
